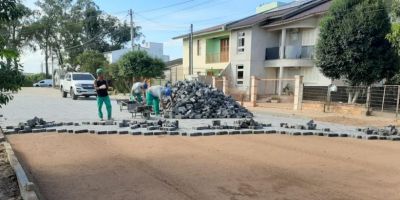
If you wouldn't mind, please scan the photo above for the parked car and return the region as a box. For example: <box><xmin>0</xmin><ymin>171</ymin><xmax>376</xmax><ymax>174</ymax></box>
<box><xmin>33</xmin><ymin>79</ymin><xmax>53</xmax><ymax>87</ymax></box>
<box><xmin>60</xmin><ymin>72</ymin><xmax>96</xmax><ymax>100</ymax></box>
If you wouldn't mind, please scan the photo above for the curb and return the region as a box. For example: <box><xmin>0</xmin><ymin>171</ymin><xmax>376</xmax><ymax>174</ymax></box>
<box><xmin>3</xmin><ymin>142</ymin><xmax>39</xmax><ymax>200</ymax></box>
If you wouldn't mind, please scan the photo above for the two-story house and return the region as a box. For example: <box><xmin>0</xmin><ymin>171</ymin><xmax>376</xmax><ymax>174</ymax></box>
<box><xmin>174</xmin><ymin>0</ymin><xmax>333</xmax><ymax>95</ymax></box>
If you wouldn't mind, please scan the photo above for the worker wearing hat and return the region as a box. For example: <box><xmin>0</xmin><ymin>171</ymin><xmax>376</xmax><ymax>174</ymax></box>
<box><xmin>130</xmin><ymin>80</ymin><xmax>148</xmax><ymax>103</ymax></box>
<box><xmin>146</xmin><ymin>85</ymin><xmax>172</xmax><ymax>115</ymax></box>
<box><xmin>94</xmin><ymin>68</ymin><xmax>112</xmax><ymax>121</ymax></box>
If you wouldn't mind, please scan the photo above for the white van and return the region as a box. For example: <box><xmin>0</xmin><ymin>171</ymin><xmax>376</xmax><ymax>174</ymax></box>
<box><xmin>33</xmin><ymin>79</ymin><xmax>53</xmax><ymax>87</ymax></box>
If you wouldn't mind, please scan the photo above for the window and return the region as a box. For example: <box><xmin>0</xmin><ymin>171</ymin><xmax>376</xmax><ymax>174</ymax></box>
<box><xmin>197</xmin><ymin>40</ymin><xmax>201</xmax><ymax>56</ymax></box>
<box><xmin>236</xmin><ymin>65</ymin><xmax>244</xmax><ymax>85</ymax></box>
<box><xmin>72</xmin><ymin>74</ymin><xmax>95</xmax><ymax>80</ymax></box>
<box><xmin>237</xmin><ymin>32</ymin><xmax>245</xmax><ymax>53</ymax></box>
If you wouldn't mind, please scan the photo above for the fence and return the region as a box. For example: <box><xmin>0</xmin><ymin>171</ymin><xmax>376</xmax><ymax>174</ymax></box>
<box><xmin>303</xmin><ymin>85</ymin><xmax>400</xmax><ymax>117</ymax></box>
<box><xmin>254</xmin><ymin>78</ymin><xmax>296</xmax><ymax>110</ymax></box>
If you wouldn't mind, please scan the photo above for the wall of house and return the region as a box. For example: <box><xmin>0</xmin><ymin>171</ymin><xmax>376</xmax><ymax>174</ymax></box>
<box><xmin>182</xmin><ymin>31</ymin><xmax>230</xmax><ymax>79</ymax></box>
<box><xmin>228</xmin><ymin>28</ymin><xmax>253</xmax><ymax>91</ymax></box>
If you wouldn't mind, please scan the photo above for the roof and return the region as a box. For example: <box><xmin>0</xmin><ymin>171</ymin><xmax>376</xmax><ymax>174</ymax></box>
<box><xmin>166</xmin><ymin>58</ymin><xmax>183</xmax><ymax>67</ymax></box>
<box><xmin>264</xmin><ymin>0</ymin><xmax>331</xmax><ymax>27</ymax></box>
<box><xmin>173</xmin><ymin>0</ymin><xmax>331</xmax><ymax>39</ymax></box>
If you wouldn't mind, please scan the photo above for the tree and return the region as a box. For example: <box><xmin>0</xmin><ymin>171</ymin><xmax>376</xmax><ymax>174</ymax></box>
<box><xmin>76</xmin><ymin>50</ymin><xmax>107</xmax><ymax>74</ymax></box>
<box><xmin>316</xmin><ymin>0</ymin><xmax>398</xmax><ymax>103</ymax></box>
<box><xmin>0</xmin><ymin>0</ymin><xmax>25</xmax><ymax>107</ymax></box>
<box><xmin>118</xmin><ymin>51</ymin><xmax>167</xmax><ymax>82</ymax></box>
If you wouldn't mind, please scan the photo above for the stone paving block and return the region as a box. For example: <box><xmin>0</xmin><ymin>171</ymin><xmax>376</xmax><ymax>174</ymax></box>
<box><xmin>339</xmin><ymin>133</ymin><xmax>349</xmax><ymax>137</ymax></box>
<box><xmin>161</xmin><ymin>127</ymin><xmax>177</xmax><ymax>131</ymax></box>
<box><xmin>147</xmin><ymin>126</ymin><xmax>160</xmax><ymax>131</ymax></box>
<box><xmin>365</xmin><ymin>135</ymin><xmax>378</xmax><ymax>140</ymax></box>
<box><xmin>389</xmin><ymin>136</ymin><xmax>400</xmax><ymax>141</ymax></box>
<box><xmin>279</xmin><ymin>131</ymin><xmax>287</xmax><ymax>135</ymax></box>
<box><xmin>107</xmin><ymin>130</ymin><xmax>117</xmax><ymax>134</ymax></box>
<box><xmin>253</xmin><ymin>130</ymin><xmax>265</xmax><ymax>134</ymax></box>
<box><xmin>181</xmin><ymin>132</ymin><xmax>187</xmax><ymax>136</ymax></box>
<box><xmin>118</xmin><ymin>130</ymin><xmax>129</xmax><ymax>134</ymax></box>
<box><xmin>228</xmin><ymin>130</ymin><xmax>240</xmax><ymax>135</ymax></box>
<box><xmin>74</xmin><ymin>129</ymin><xmax>88</xmax><ymax>134</ymax></box>
<box><xmin>302</xmin><ymin>132</ymin><xmax>313</xmax><ymax>136</ymax></box>
<box><xmin>67</xmin><ymin>129</ymin><xmax>73</xmax><ymax>133</ymax></box>
<box><xmin>96</xmin><ymin>130</ymin><xmax>107</xmax><ymax>135</ymax></box>
<box><xmin>105</xmin><ymin>120</ymin><xmax>114</xmax><ymax>125</ymax></box>
<box><xmin>57</xmin><ymin>129</ymin><xmax>67</xmax><ymax>133</ymax></box>
<box><xmin>89</xmin><ymin>130</ymin><xmax>95</xmax><ymax>134</ymax></box>
<box><xmin>378</xmin><ymin>136</ymin><xmax>387</xmax><ymax>140</ymax></box>
<box><xmin>265</xmin><ymin>123</ymin><xmax>272</xmax><ymax>127</ymax></box>
<box><xmin>18</xmin><ymin>130</ymin><xmax>31</xmax><ymax>134</ymax></box>
<box><xmin>35</xmin><ymin>125</ymin><xmax>44</xmax><ymax>129</ymax></box>
<box><xmin>189</xmin><ymin>132</ymin><xmax>202</xmax><ymax>137</ymax></box>
<box><xmin>92</xmin><ymin>122</ymin><xmax>98</xmax><ymax>125</ymax></box>
<box><xmin>326</xmin><ymin>133</ymin><xmax>339</xmax><ymax>137</ymax></box>
<box><xmin>203</xmin><ymin>131</ymin><xmax>215</xmax><ymax>136</ymax></box>
<box><xmin>143</xmin><ymin>131</ymin><xmax>153</xmax><ymax>136</ymax></box>
<box><xmin>99</xmin><ymin>121</ymin><xmax>106</xmax><ymax>125</ymax></box>
<box><xmin>265</xmin><ymin>130</ymin><xmax>277</xmax><ymax>134</ymax></box>
<box><xmin>240</xmin><ymin>130</ymin><xmax>252</xmax><ymax>135</ymax></box>
<box><xmin>356</xmin><ymin>135</ymin><xmax>363</xmax><ymax>139</ymax></box>
<box><xmin>153</xmin><ymin>131</ymin><xmax>166</xmax><ymax>135</ymax></box>
<box><xmin>216</xmin><ymin>131</ymin><xmax>228</xmax><ymax>135</ymax></box>
<box><xmin>323</xmin><ymin>128</ymin><xmax>330</xmax><ymax>132</ymax></box>
<box><xmin>82</xmin><ymin>122</ymin><xmax>90</xmax><ymax>125</ymax></box>
<box><xmin>74</xmin><ymin>123</ymin><xmax>80</xmax><ymax>126</ymax></box>
<box><xmin>315</xmin><ymin>132</ymin><xmax>324</xmax><ymax>136</ymax></box>
<box><xmin>130</xmin><ymin>124</ymin><xmax>140</xmax><ymax>129</ymax></box>
<box><xmin>5</xmin><ymin>126</ymin><xmax>14</xmax><ymax>129</ymax></box>
<box><xmin>290</xmin><ymin>132</ymin><xmax>301</xmax><ymax>136</ymax></box>
<box><xmin>46</xmin><ymin>128</ymin><xmax>57</xmax><ymax>132</ymax></box>
<box><xmin>130</xmin><ymin>131</ymin><xmax>142</xmax><ymax>135</ymax></box>
<box><xmin>140</xmin><ymin>124</ymin><xmax>148</xmax><ymax>128</ymax></box>
<box><xmin>168</xmin><ymin>131</ymin><xmax>179</xmax><ymax>136</ymax></box>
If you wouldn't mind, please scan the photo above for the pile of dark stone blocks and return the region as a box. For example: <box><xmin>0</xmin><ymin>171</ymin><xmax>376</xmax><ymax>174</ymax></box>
<box><xmin>164</xmin><ymin>80</ymin><xmax>253</xmax><ymax>119</ymax></box>
<box><xmin>353</xmin><ymin>125</ymin><xmax>400</xmax><ymax>141</ymax></box>
<box><xmin>3</xmin><ymin>117</ymin><xmax>64</xmax><ymax>134</ymax></box>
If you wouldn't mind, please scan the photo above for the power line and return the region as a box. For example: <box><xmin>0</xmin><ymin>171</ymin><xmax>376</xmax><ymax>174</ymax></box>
<box><xmin>135</xmin><ymin>13</ymin><xmax>188</xmax><ymax>29</ymax></box>
<box><xmin>148</xmin><ymin>0</ymin><xmax>215</xmax><ymax>20</ymax></box>
<box><xmin>136</xmin><ymin>0</ymin><xmax>196</xmax><ymax>14</ymax></box>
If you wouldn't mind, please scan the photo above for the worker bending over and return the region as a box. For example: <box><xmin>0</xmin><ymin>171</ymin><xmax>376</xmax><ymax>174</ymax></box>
<box><xmin>146</xmin><ymin>85</ymin><xmax>172</xmax><ymax>115</ymax></box>
<box><xmin>94</xmin><ymin>68</ymin><xmax>112</xmax><ymax>121</ymax></box>
<box><xmin>131</xmin><ymin>81</ymin><xmax>148</xmax><ymax>103</ymax></box>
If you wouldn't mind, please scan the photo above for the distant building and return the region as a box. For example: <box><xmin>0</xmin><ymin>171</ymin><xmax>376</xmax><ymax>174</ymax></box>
<box><xmin>165</xmin><ymin>58</ymin><xmax>183</xmax><ymax>83</ymax></box>
<box><xmin>104</xmin><ymin>42</ymin><xmax>170</xmax><ymax>64</ymax></box>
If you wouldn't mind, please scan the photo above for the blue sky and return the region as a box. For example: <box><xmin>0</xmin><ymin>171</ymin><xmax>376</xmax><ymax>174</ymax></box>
<box><xmin>21</xmin><ymin>0</ymin><xmax>293</xmax><ymax>73</ymax></box>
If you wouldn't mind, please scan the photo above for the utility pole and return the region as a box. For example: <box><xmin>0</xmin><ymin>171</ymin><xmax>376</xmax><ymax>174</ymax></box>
<box><xmin>189</xmin><ymin>24</ymin><xmax>193</xmax><ymax>75</ymax></box>
<box><xmin>129</xmin><ymin>9</ymin><xmax>135</xmax><ymax>50</ymax></box>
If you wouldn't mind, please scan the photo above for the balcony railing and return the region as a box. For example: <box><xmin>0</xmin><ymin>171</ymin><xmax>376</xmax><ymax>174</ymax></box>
<box><xmin>265</xmin><ymin>45</ymin><xmax>315</xmax><ymax>60</ymax></box>
<box><xmin>265</xmin><ymin>47</ymin><xmax>280</xmax><ymax>60</ymax></box>
<box><xmin>206</xmin><ymin>52</ymin><xmax>229</xmax><ymax>63</ymax></box>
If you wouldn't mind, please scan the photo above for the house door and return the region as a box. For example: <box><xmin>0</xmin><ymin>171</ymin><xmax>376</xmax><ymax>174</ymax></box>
<box><xmin>220</xmin><ymin>38</ymin><xmax>229</xmax><ymax>62</ymax></box>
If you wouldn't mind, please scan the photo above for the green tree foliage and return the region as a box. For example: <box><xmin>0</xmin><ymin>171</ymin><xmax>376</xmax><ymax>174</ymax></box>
<box><xmin>118</xmin><ymin>51</ymin><xmax>167</xmax><ymax>82</ymax></box>
<box><xmin>76</xmin><ymin>50</ymin><xmax>107</xmax><ymax>74</ymax></box>
<box><xmin>23</xmin><ymin>73</ymin><xmax>47</xmax><ymax>87</ymax></box>
<box><xmin>316</xmin><ymin>0</ymin><xmax>398</xmax><ymax>86</ymax></box>
<box><xmin>0</xmin><ymin>0</ymin><xmax>25</xmax><ymax>107</ymax></box>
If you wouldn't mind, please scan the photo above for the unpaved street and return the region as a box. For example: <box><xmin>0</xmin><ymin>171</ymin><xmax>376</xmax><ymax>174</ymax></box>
<box><xmin>8</xmin><ymin>133</ymin><xmax>400</xmax><ymax>200</ymax></box>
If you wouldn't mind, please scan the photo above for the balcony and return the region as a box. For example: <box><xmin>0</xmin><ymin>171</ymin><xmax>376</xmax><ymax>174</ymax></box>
<box><xmin>265</xmin><ymin>45</ymin><xmax>315</xmax><ymax>60</ymax></box>
<box><xmin>206</xmin><ymin>52</ymin><xmax>229</xmax><ymax>63</ymax></box>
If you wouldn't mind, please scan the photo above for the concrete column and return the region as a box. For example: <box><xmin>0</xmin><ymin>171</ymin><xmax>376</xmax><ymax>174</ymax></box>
<box><xmin>277</xmin><ymin>67</ymin><xmax>284</xmax><ymax>96</ymax></box>
<box><xmin>222</xmin><ymin>76</ymin><xmax>227</xmax><ymax>95</ymax></box>
<box><xmin>212</xmin><ymin>76</ymin><xmax>216</xmax><ymax>88</ymax></box>
<box><xmin>250</xmin><ymin>76</ymin><xmax>258</xmax><ymax>107</ymax></box>
<box><xmin>277</xmin><ymin>28</ymin><xmax>286</xmax><ymax>96</ymax></box>
<box><xmin>293</xmin><ymin>75</ymin><xmax>304</xmax><ymax>111</ymax></box>
<box><xmin>279</xmin><ymin>28</ymin><xmax>286</xmax><ymax>59</ymax></box>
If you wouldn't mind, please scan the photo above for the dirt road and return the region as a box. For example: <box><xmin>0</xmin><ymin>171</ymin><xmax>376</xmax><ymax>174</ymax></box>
<box><xmin>8</xmin><ymin>134</ymin><xmax>400</xmax><ymax>200</ymax></box>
